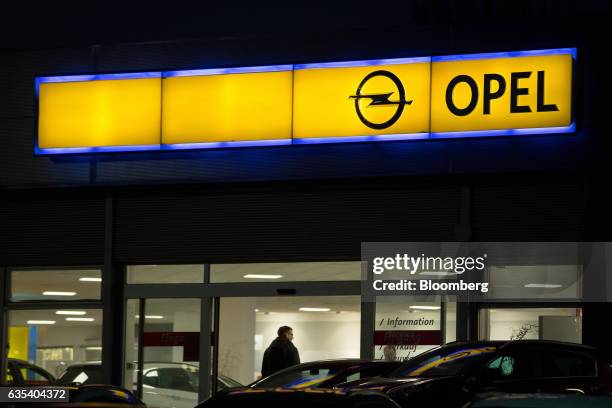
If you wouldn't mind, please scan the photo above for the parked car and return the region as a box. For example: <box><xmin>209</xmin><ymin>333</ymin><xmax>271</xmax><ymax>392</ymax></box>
<box><xmin>58</xmin><ymin>361</ymin><xmax>242</xmax><ymax>408</ymax></box>
<box><xmin>197</xmin><ymin>387</ymin><xmax>401</xmax><ymax>408</ymax></box>
<box><xmin>465</xmin><ymin>393</ymin><xmax>612</xmax><ymax>408</ymax></box>
<box><xmin>6</xmin><ymin>358</ymin><xmax>56</xmax><ymax>385</ymax></box>
<box><xmin>249</xmin><ymin>359</ymin><xmax>402</xmax><ymax>389</ymax></box>
<box><xmin>339</xmin><ymin>340</ymin><xmax>612</xmax><ymax>407</ymax></box>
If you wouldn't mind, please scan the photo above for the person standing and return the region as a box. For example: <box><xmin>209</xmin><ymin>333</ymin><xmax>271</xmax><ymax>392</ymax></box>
<box><xmin>261</xmin><ymin>326</ymin><xmax>300</xmax><ymax>377</ymax></box>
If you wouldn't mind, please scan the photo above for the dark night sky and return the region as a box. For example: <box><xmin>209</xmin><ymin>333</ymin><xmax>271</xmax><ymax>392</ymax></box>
<box><xmin>2</xmin><ymin>2</ymin><xmax>612</xmax><ymax>51</ymax></box>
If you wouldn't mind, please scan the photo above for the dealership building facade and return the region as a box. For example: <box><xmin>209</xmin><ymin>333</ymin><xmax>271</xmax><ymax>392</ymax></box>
<box><xmin>1</xmin><ymin>5</ymin><xmax>611</xmax><ymax>405</ymax></box>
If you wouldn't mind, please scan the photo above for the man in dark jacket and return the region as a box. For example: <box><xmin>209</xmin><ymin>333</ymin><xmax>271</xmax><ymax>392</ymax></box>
<box><xmin>261</xmin><ymin>326</ymin><xmax>300</xmax><ymax>377</ymax></box>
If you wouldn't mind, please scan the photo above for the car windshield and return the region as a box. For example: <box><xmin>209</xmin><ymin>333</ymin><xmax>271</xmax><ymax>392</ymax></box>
<box><xmin>389</xmin><ymin>344</ymin><xmax>498</xmax><ymax>378</ymax></box>
<box><xmin>220</xmin><ymin>375</ymin><xmax>243</xmax><ymax>388</ymax></box>
<box><xmin>58</xmin><ymin>366</ymin><xmax>103</xmax><ymax>385</ymax></box>
<box><xmin>253</xmin><ymin>364</ymin><xmax>359</xmax><ymax>388</ymax></box>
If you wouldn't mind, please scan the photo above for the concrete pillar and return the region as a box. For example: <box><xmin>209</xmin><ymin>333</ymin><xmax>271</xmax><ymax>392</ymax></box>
<box><xmin>218</xmin><ymin>298</ymin><xmax>256</xmax><ymax>385</ymax></box>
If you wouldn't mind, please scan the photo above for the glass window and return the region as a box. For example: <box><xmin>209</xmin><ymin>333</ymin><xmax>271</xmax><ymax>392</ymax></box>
<box><xmin>218</xmin><ymin>296</ymin><xmax>361</xmax><ymax>384</ymax></box>
<box><xmin>127</xmin><ymin>265</ymin><xmax>204</xmax><ymax>284</ymax></box>
<box><xmin>211</xmin><ymin>262</ymin><xmax>361</xmax><ymax>282</ymax></box>
<box><xmin>486</xmin><ymin>265</ymin><xmax>582</xmax><ymax>300</ymax></box>
<box><xmin>479</xmin><ymin>308</ymin><xmax>582</xmax><ymax>343</ymax></box>
<box><xmin>541</xmin><ymin>351</ymin><xmax>596</xmax><ymax>377</ymax></box>
<box><xmin>10</xmin><ymin>269</ymin><xmax>101</xmax><ymax>301</ymax></box>
<box><xmin>7</xmin><ymin>309</ymin><xmax>102</xmax><ymax>379</ymax></box>
<box><xmin>375</xmin><ymin>297</ymin><xmax>443</xmax><ymax>361</ymax></box>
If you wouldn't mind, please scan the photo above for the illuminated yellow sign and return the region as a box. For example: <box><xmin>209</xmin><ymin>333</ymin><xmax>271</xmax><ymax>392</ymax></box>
<box><xmin>431</xmin><ymin>53</ymin><xmax>573</xmax><ymax>133</ymax></box>
<box><xmin>162</xmin><ymin>68</ymin><xmax>293</xmax><ymax>145</ymax></box>
<box><xmin>293</xmin><ymin>59</ymin><xmax>431</xmax><ymax>139</ymax></box>
<box><xmin>38</xmin><ymin>75</ymin><xmax>162</xmax><ymax>150</ymax></box>
<box><xmin>35</xmin><ymin>48</ymin><xmax>575</xmax><ymax>154</ymax></box>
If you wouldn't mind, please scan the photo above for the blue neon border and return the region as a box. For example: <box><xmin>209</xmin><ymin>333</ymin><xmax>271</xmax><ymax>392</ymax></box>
<box><xmin>432</xmin><ymin>47</ymin><xmax>577</xmax><ymax>62</ymax></box>
<box><xmin>35</xmin><ymin>48</ymin><xmax>577</xmax><ymax>155</ymax></box>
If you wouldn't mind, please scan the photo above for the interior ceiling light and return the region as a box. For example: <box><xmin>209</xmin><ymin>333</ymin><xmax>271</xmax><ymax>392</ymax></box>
<box><xmin>66</xmin><ymin>317</ymin><xmax>95</xmax><ymax>322</ymax></box>
<box><xmin>27</xmin><ymin>320</ymin><xmax>56</xmax><ymax>325</ymax></box>
<box><xmin>42</xmin><ymin>291</ymin><xmax>76</xmax><ymax>296</ymax></box>
<box><xmin>56</xmin><ymin>311</ymin><xmax>86</xmax><ymax>315</ymax></box>
<box><xmin>524</xmin><ymin>283</ymin><xmax>563</xmax><ymax>288</ymax></box>
<box><xmin>299</xmin><ymin>307</ymin><xmax>331</xmax><ymax>312</ymax></box>
<box><xmin>135</xmin><ymin>315</ymin><xmax>164</xmax><ymax>319</ymax></box>
<box><xmin>243</xmin><ymin>274</ymin><xmax>284</xmax><ymax>279</ymax></box>
<box><xmin>79</xmin><ymin>277</ymin><xmax>102</xmax><ymax>282</ymax></box>
<box><xmin>409</xmin><ymin>305</ymin><xmax>441</xmax><ymax>310</ymax></box>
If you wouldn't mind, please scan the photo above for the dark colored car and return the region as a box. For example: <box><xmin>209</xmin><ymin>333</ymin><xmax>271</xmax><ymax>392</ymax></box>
<box><xmin>197</xmin><ymin>388</ymin><xmax>401</xmax><ymax>408</ymax></box>
<box><xmin>466</xmin><ymin>393</ymin><xmax>612</xmax><ymax>408</ymax></box>
<box><xmin>249</xmin><ymin>359</ymin><xmax>402</xmax><ymax>389</ymax></box>
<box><xmin>340</xmin><ymin>340</ymin><xmax>612</xmax><ymax>407</ymax></box>
<box><xmin>7</xmin><ymin>358</ymin><xmax>56</xmax><ymax>385</ymax></box>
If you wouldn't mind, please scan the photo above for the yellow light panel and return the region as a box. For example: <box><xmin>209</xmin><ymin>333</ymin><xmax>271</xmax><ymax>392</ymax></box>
<box><xmin>162</xmin><ymin>70</ymin><xmax>293</xmax><ymax>144</ymax></box>
<box><xmin>38</xmin><ymin>78</ymin><xmax>162</xmax><ymax>148</ymax></box>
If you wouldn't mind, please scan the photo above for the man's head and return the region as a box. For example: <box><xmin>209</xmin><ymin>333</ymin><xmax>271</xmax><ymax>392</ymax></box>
<box><xmin>383</xmin><ymin>345</ymin><xmax>397</xmax><ymax>361</ymax></box>
<box><xmin>278</xmin><ymin>326</ymin><xmax>294</xmax><ymax>341</ymax></box>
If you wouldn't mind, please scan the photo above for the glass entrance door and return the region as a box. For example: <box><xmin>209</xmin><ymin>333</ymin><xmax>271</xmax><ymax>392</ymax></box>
<box><xmin>215</xmin><ymin>296</ymin><xmax>361</xmax><ymax>386</ymax></box>
<box><xmin>126</xmin><ymin>298</ymin><xmax>201</xmax><ymax>408</ymax></box>
<box><xmin>124</xmin><ymin>262</ymin><xmax>364</xmax><ymax>400</ymax></box>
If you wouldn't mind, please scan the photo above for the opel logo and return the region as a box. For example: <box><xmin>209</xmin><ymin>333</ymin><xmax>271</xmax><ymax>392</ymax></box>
<box><xmin>349</xmin><ymin>70</ymin><xmax>413</xmax><ymax>129</ymax></box>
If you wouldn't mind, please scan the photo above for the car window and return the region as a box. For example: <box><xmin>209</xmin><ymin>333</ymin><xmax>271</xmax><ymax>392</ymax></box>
<box><xmin>143</xmin><ymin>369</ymin><xmax>160</xmax><ymax>387</ymax></box>
<box><xmin>541</xmin><ymin>351</ymin><xmax>597</xmax><ymax>378</ymax></box>
<box><xmin>219</xmin><ymin>375</ymin><xmax>242</xmax><ymax>389</ymax></box>
<box><xmin>342</xmin><ymin>366</ymin><xmax>396</xmax><ymax>383</ymax></box>
<box><xmin>484</xmin><ymin>350</ymin><xmax>542</xmax><ymax>380</ymax></box>
<box><xmin>391</xmin><ymin>345</ymin><xmax>498</xmax><ymax>378</ymax></box>
<box><xmin>486</xmin><ymin>356</ymin><xmax>517</xmax><ymax>377</ymax></box>
<box><xmin>20</xmin><ymin>365</ymin><xmax>53</xmax><ymax>385</ymax></box>
<box><xmin>255</xmin><ymin>367</ymin><xmax>338</xmax><ymax>388</ymax></box>
<box><xmin>484</xmin><ymin>349</ymin><xmax>597</xmax><ymax>381</ymax></box>
<box><xmin>59</xmin><ymin>366</ymin><xmax>104</xmax><ymax>385</ymax></box>
<box><xmin>156</xmin><ymin>368</ymin><xmax>197</xmax><ymax>392</ymax></box>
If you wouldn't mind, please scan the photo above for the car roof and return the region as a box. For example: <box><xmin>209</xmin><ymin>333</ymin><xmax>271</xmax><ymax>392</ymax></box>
<box><xmin>291</xmin><ymin>359</ymin><xmax>396</xmax><ymax>367</ymax></box>
<box><xmin>213</xmin><ymin>388</ymin><xmax>396</xmax><ymax>403</ymax></box>
<box><xmin>142</xmin><ymin>362</ymin><xmax>198</xmax><ymax>369</ymax></box>
<box><xmin>499</xmin><ymin>339</ymin><xmax>597</xmax><ymax>351</ymax></box>
<box><xmin>62</xmin><ymin>363</ymin><xmax>102</xmax><ymax>369</ymax></box>
<box><xmin>439</xmin><ymin>340</ymin><xmax>602</xmax><ymax>360</ymax></box>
